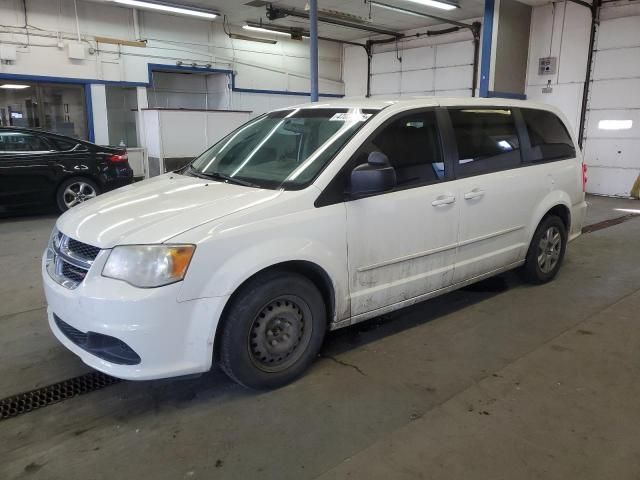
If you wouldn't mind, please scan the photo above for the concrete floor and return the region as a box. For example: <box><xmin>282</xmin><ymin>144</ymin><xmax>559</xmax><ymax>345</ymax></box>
<box><xmin>0</xmin><ymin>194</ymin><xmax>639</xmax><ymax>479</ymax></box>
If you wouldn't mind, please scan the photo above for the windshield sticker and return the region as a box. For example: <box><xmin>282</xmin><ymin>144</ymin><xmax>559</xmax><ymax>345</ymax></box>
<box><xmin>330</xmin><ymin>112</ymin><xmax>372</xmax><ymax>122</ymax></box>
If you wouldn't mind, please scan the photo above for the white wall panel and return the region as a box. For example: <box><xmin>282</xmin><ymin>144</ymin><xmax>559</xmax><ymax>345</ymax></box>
<box><xmin>400</xmin><ymin>70</ymin><xmax>434</xmax><ymax>94</ymax></box>
<box><xmin>589</xmin><ymin>79</ymin><xmax>640</xmax><ymax>110</ymax></box>
<box><xmin>401</xmin><ymin>47</ymin><xmax>435</xmax><ymax>71</ymax></box>
<box><xmin>585</xmin><ymin>166</ymin><xmax>640</xmax><ymax>197</ymax></box>
<box><xmin>586</xmin><ymin>110</ymin><xmax>640</xmax><ymax>140</ymax></box>
<box><xmin>597</xmin><ymin>16</ymin><xmax>640</xmax><ymax>50</ymax></box>
<box><xmin>371</xmin><ymin>51</ymin><xmax>401</xmax><ymax>75</ymax></box>
<box><xmin>435</xmin><ymin>41</ymin><xmax>474</xmax><ymax>67</ymax></box>
<box><xmin>585</xmin><ymin>139</ymin><xmax>640</xmax><ymax>170</ymax></box>
<box><xmin>369</xmin><ymin>40</ymin><xmax>473</xmax><ymax>98</ymax></box>
<box><xmin>593</xmin><ymin>48</ymin><xmax>640</xmax><ymax>81</ymax></box>
<box><xmin>582</xmin><ymin>14</ymin><xmax>640</xmax><ymax>197</ymax></box>
<box><xmin>371</xmin><ymin>72</ymin><xmax>401</xmax><ymax>96</ymax></box>
<box><xmin>434</xmin><ymin>65</ymin><xmax>473</xmax><ymax>91</ymax></box>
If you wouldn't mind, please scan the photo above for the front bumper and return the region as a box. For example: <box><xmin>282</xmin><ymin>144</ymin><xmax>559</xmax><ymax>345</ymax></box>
<box><xmin>42</xmin><ymin>252</ymin><xmax>229</xmax><ymax>380</ymax></box>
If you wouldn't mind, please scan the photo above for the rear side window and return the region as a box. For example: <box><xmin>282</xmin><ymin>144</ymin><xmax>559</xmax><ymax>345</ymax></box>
<box><xmin>449</xmin><ymin>108</ymin><xmax>521</xmax><ymax>176</ymax></box>
<box><xmin>49</xmin><ymin>138</ymin><xmax>78</xmax><ymax>151</ymax></box>
<box><xmin>0</xmin><ymin>132</ymin><xmax>51</xmax><ymax>152</ymax></box>
<box><xmin>521</xmin><ymin>108</ymin><xmax>576</xmax><ymax>162</ymax></box>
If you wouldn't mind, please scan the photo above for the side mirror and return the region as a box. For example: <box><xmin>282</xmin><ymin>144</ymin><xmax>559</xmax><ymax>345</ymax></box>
<box><xmin>349</xmin><ymin>151</ymin><xmax>396</xmax><ymax>198</ymax></box>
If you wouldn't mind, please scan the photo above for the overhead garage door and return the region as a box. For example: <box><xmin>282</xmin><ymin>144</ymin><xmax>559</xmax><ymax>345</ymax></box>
<box><xmin>584</xmin><ymin>15</ymin><xmax>640</xmax><ymax>197</ymax></box>
<box><xmin>369</xmin><ymin>40</ymin><xmax>475</xmax><ymax>98</ymax></box>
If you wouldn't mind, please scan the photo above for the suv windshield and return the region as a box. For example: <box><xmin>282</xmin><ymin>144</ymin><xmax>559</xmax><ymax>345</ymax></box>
<box><xmin>187</xmin><ymin>108</ymin><xmax>378</xmax><ymax>190</ymax></box>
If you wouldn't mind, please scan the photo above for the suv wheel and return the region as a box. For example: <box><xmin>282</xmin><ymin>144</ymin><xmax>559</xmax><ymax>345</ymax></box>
<box><xmin>56</xmin><ymin>177</ymin><xmax>100</xmax><ymax>212</ymax></box>
<box><xmin>521</xmin><ymin>215</ymin><xmax>567</xmax><ymax>284</ymax></box>
<box><xmin>217</xmin><ymin>271</ymin><xmax>327</xmax><ymax>389</ymax></box>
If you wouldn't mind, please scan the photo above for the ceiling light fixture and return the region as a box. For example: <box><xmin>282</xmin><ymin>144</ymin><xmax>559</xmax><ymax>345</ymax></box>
<box><xmin>370</xmin><ymin>2</ymin><xmax>426</xmax><ymax>17</ymax></box>
<box><xmin>402</xmin><ymin>0</ymin><xmax>459</xmax><ymax>11</ymax></box>
<box><xmin>113</xmin><ymin>0</ymin><xmax>218</xmax><ymax>19</ymax></box>
<box><xmin>229</xmin><ymin>33</ymin><xmax>277</xmax><ymax>44</ymax></box>
<box><xmin>0</xmin><ymin>84</ymin><xmax>31</xmax><ymax>89</ymax></box>
<box><xmin>243</xmin><ymin>24</ymin><xmax>291</xmax><ymax>36</ymax></box>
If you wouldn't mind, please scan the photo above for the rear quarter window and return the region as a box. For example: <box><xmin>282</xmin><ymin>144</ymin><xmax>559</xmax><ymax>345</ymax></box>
<box><xmin>521</xmin><ymin>108</ymin><xmax>576</xmax><ymax>162</ymax></box>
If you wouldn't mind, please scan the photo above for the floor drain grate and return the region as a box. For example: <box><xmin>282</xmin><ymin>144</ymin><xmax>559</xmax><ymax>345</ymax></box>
<box><xmin>0</xmin><ymin>371</ymin><xmax>121</xmax><ymax>421</ymax></box>
<box><xmin>582</xmin><ymin>213</ymin><xmax>639</xmax><ymax>234</ymax></box>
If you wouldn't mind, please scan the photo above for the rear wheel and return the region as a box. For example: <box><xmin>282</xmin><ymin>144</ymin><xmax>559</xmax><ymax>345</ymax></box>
<box><xmin>56</xmin><ymin>177</ymin><xmax>100</xmax><ymax>212</ymax></box>
<box><xmin>521</xmin><ymin>215</ymin><xmax>567</xmax><ymax>284</ymax></box>
<box><xmin>217</xmin><ymin>271</ymin><xmax>327</xmax><ymax>389</ymax></box>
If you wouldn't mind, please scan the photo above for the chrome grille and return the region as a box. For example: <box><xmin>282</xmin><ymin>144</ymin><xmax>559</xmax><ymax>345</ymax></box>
<box><xmin>46</xmin><ymin>229</ymin><xmax>101</xmax><ymax>289</ymax></box>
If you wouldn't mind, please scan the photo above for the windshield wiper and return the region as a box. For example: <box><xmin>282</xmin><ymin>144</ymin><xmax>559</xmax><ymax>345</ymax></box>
<box><xmin>188</xmin><ymin>167</ymin><xmax>261</xmax><ymax>188</ymax></box>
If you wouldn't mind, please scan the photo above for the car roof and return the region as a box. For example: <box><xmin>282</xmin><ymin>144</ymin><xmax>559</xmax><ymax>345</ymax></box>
<box><xmin>278</xmin><ymin>96</ymin><xmax>565</xmax><ymax>116</ymax></box>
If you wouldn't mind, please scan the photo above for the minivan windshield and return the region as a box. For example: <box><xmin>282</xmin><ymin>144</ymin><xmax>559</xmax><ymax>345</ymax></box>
<box><xmin>187</xmin><ymin>108</ymin><xmax>378</xmax><ymax>190</ymax></box>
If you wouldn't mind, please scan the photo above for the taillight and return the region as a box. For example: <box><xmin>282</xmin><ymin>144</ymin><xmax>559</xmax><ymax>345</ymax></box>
<box><xmin>107</xmin><ymin>153</ymin><xmax>128</xmax><ymax>163</ymax></box>
<box><xmin>582</xmin><ymin>162</ymin><xmax>588</xmax><ymax>192</ymax></box>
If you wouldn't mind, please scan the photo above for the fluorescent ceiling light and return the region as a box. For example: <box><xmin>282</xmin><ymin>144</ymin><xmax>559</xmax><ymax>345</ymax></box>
<box><xmin>371</xmin><ymin>2</ymin><xmax>427</xmax><ymax>17</ymax></box>
<box><xmin>402</xmin><ymin>0</ymin><xmax>459</xmax><ymax>11</ymax></box>
<box><xmin>0</xmin><ymin>84</ymin><xmax>31</xmax><ymax>89</ymax></box>
<box><xmin>113</xmin><ymin>0</ymin><xmax>218</xmax><ymax>19</ymax></box>
<box><xmin>598</xmin><ymin>119</ymin><xmax>633</xmax><ymax>131</ymax></box>
<box><xmin>229</xmin><ymin>33</ymin><xmax>277</xmax><ymax>44</ymax></box>
<box><xmin>243</xmin><ymin>25</ymin><xmax>291</xmax><ymax>36</ymax></box>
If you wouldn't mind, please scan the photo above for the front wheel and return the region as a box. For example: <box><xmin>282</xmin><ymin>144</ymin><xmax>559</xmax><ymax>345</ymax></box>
<box><xmin>56</xmin><ymin>177</ymin><xmax>100</xmax><ymax>212</ymax></box>
<box><xmin>521</xmin><ymin>215</ymin><xmax>567</xmax><ymax>284</ymax></box>
<box><xmin>217</xmin><ymin>271</ymin><xmax>327</xmax><ymax>389</ymax></box>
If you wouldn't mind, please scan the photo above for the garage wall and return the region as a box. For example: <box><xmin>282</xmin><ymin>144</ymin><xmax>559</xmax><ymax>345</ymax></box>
<box><xmin>0</xmin><ymin>0</ymin><xmax>344</xmax><ymax>108</ymax></box>
<box><xmin>525</xmin><ymin>2</ymin><xmax>640</xmax><ymax>197</ymax></box>
<box><xmin>343</xmin><ymin>26</ymin><xmax>478</xmax><ymax>99</ymax></box>
<box><xmin>584</xmin><ymin>14</ymin><xmax>640</xmax><ymax>197</ymax></box>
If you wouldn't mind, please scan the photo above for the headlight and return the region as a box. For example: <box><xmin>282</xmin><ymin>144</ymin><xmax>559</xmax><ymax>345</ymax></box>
<box><xmin>102</xmin><ymin>245</ymin><xmax>195</xmax><ymax>288</ymax></box>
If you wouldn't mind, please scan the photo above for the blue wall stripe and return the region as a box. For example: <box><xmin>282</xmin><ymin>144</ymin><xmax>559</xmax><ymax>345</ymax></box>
<box><xmin>479</xmin><ymin>0</ymin><xmax>495</xmax><ymax>98</ymax></box>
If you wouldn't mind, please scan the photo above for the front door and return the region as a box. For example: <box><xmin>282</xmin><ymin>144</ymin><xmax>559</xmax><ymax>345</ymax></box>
<box><xmin>0</xmin><ymin>131</ymin><xmax>56</xmax><ymax>208</ymax></box>
<box><xmin>345</xmin><ymin>109</ymin><xmax>459</xmax><ymax>317</ymax></box>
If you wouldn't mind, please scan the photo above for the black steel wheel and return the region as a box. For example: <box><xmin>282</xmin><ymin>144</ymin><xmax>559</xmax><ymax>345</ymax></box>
<box><xmin>217</xmin><ymin>270</ymin><xmax>327</xmax><ymax>389</ymax></box>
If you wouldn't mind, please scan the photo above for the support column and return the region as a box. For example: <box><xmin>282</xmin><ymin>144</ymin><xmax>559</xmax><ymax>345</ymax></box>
<box><xmin>309</xmin><ymin>0</ymin><xmax>319</xmax><ymax>102</ymax></box>
<box><xmin>89</xmin><ymin>84</ymin><xmax>109</xmax><ymax>145</ymax></box>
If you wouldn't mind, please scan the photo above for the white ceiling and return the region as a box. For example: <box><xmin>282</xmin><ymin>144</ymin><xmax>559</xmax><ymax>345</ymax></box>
<box><xmin>139</xmin><ymin>0</ymin><xmax>487</xmax><ymax>41</ymax></box>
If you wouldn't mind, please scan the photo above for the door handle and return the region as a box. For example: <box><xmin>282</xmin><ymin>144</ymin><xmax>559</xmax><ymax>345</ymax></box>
<box><xmin>432</xmin><ymin>195</ymin><xmax>456</xmax><ymax>207</ymax></box>
<box><xmin>73</xmin><ymin>165</ymin><xmax>89</xmax><ymax>171</ymax></box>
<box><xmin>464</xmin><ymin>189</ymin><xmax>485</xmax><ymax>200</ymax></box>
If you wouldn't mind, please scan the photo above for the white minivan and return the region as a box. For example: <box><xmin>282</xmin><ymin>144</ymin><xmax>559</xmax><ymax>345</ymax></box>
<box><xmin>43</xmin><ymin>98</ymin><xmax>587</xmax><ymax>389</ymax></box>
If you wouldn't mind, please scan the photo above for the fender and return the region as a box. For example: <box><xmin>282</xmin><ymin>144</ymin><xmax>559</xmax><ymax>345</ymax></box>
<box><xmin>525</xmin><ymin>190</ymin><xmax>572</xmax><ymax>248</ymax></box>
<box><xmin>175</xmin><ymin>202</ymin><xmax>350</xmax><ymax>323</ymax></box>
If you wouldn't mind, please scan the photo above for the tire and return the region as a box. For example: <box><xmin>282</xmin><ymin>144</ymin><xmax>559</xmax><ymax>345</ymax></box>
<box><xmin>217</xmin><ymin>270</ymin><xmax>327</xmax><ymax>390</ymax></box>
<box><xmin>56</xmin><ymin>177</ymin><xmax>101</xmax><ymax>212</ymax></box>
<box><xmin>521</xmin><ymin>215</ymin><xmax>567</xmax><ymax>284</ymax></box>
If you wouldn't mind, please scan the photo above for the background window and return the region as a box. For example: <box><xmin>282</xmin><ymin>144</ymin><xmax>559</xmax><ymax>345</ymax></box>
<box><xmin>0</xmin><ymin>82</ymin><xmax>88</xmax><ymax>140</ymax></box>
<box><xmin>522</xmin><ymin>109</ymin><xmax>576</xmax><ymax>162</ymax></box>
<box><xmin>358</xmin><ymin>110</ymin><xmax>444</xmax><ymax>187</ymax></box>
<box><xmin>0</xmin><ymin>132</ymin><xmax>50</xmax><ymax>152</ymax></box>
<box><xmin>449</xmin><ymin>108</ymin><xmax>521</xmax><ymax>175</ymax></box>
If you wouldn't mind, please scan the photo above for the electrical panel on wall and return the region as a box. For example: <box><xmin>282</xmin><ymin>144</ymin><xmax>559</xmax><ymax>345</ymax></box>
<box><xmin>67</xmin><ymin>42</ymin><xmax>87</xmax><ymax>60</ymax></box>
<box><xmin>0</xmin><ymin>45</ymin><xmax>17</xmax><ymax>63</ymax></box>
<box><xmin>538</xmin><ymin>57</ymin><xmax>557</xmax><ymax>75</ymax></box>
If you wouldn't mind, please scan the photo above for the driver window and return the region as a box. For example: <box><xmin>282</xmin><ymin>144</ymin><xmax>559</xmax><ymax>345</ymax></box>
<box><xmin>356</xmin><ymin>110</ymin><xmax>445</xmax><ymax>188</ymax></box>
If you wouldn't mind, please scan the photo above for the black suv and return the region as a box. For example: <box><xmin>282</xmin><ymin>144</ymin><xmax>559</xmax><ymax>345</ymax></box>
<box><xmin>0</xmin><ymin>127</ymin><xmax>133</xmax><ymax>212</ymax></box>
